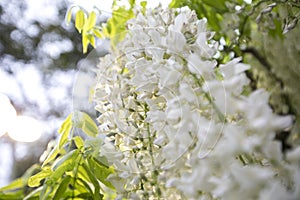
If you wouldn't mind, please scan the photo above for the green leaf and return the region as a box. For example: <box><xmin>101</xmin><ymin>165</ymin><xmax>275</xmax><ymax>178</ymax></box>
<box><xmin>52</xmin><ymin>149</ymin><xmax>79</xmax><ymax>171</ymax></box>
<box><xmin>93</xmin><ymin>28</ymin><xmax>105</xmax><ymax>38</ymax></box>
<box><xmin>84</xmin><ymin>138</ymin><xmax>103</xmax><ymax>159</ymax></box>
<box><xmin>95</xmin><ymin>155</ymin><xmax>109</xmax><ymax>168</ymax></box>
<box><xmin>22</xmin><ymin>164</ymin><xmax>41</xmax><ymax>180</ymax></box>
<box><xmin>28</xmin><ymin>167</ymin><xmax>52</xmax><ymax>187</ymax></box>
<box><xmin>105</xmin><ymin>6</ymin><xmax>134</xmax><ymax>47</ymax></box>
<box><xmin>269</xmin><ymin>18</ymin><xmax>284</xmax><ymax>38</ymax></box>
<box><xmin>76</xmin><ymin>192</ymin><xmax>94</xmax><ymax>199</ymax></box>
<box><xmin>207</xmin><ymin>11</ymin><xmax>222</xmax><ymax>32</ymax></box>
<box><xmin>81</xmin><ymin>161</ymin><xmax>102</xmax><ymax>199</ymax></box>
<box><xmin>81</xmin><ymin>162</ymin><xmax>99</xmax><ymax>188</ymax></box>
<box><xmin>82</xmin><ymin>119</ymin><xmax>97</xmax><ymax>137</ymax></box>
<box><xmin>74</xmin><ymin>136</ymin><xmax>84</xmax><ymax>149</ymax></box>
<box><xmin>58</xmin><ymin>113</ymin><xmax>73</xmax><ymax>149</ymax></box>
<box><xmin>42</xmin><ymin>146</ymin><xmax>60</xmax><ymax>167</ymax></box>
<box><xmin>53</xmin><ymin>175</ymin><xmax>72</xmax><ymax>200</ymax></box>
<box><xmin>65</xmin><ymin>5</ymin><xmax>76</xmax><ymax>25</ymax></box>
<box><xmin>0</xmin><ymin>178</ymin><xmax>25</xmax><ymax>192</ymax></box>
<box><xmin>50</xmin><ymin>166</ymin><xmax>71</xmax><ymax>183</ymax></box>
<box><xmin>73</xmin><ymin>111</ymin><xmax>98</xmax><ymax>137</ymax></box>
<box><xmin>39</xmin><ymin>182</ymin><xmax>53</xmax><ymax>200</ymax></box>
<box><xmin>140</xmin><ymin>1</ymin><xmax>147</xmax><ymax>8</ymax></box>
<box><xmin>0</xmin><ymin>164</ymin><xmax>41</xmax><ymax>198</ymax></box>
<box><xmin>25</xmin><ymin>197</ymin><xmax>39</xmax><ymax>200</ymax></box>
<box><xmin>101</xmin><ymin>25</ymin><xmax>110</xmax><ymax>38</ymax></box>
<box><xmin>74</xmin><ymin>177</ymin><xmax>93</xmax><ymax>195</ymax></box>
<box><xmin>169</xmin><ymin>0</ymin><xmax>182</xmax><ymax>8</ymax></box>
<box><xmin>202</xmin><ymin>0</ymin><xmax>227</xmax><ymax>12</ymax></box>
<box><xmin>88</xmin><ymin>157</ymin><xmax>115</xmax><ymax>189</ymax></box>
<box><xmin>0</xmin><ymin>190</ymin><xmax>24</xmax><ymax>200</ymax></box>
<box><xmin>89</xmin><ymin>35</ymin><xmax>96</xmax><ymax>48</ymax></box>
<box><xmin>75</xmin><ymin>10</ymin><xmax>85</xmax><ymax>33</ymax></box>
<box><xmin>84</xmin><ymin>11</ymin><xmax>97</xmax><ymax>32</ymax></box>
<box><xmin>129</xmin><ymin>0</ymin><xmax>135</xmax><ymax>8</ymax></box>
<box><xmin>73</xmin><ymin>177</ymin><xmax>93</xmax><ymax>196</ymax></box>
<box><xmin>140</xmin><ymin>1</ymin><xmax>147</xmax><ymax>14</ymax></box>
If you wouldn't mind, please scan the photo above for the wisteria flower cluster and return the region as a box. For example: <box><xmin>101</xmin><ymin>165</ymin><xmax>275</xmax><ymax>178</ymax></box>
<box><xmin>94</xmin><ymin>6</ymin><xmax>299</xmax><ymax>200</ymax></box>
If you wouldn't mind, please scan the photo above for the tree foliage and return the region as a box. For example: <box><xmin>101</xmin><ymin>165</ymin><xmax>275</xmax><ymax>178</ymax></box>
<box><xmin>1</xmin><ymin>112</ymin><xmax>115</xmax><ymax>199</ymax></box>
<box><xmin>170</xmin><ymin>0</ymin><xmax>300</xmax><ymax>146</ymax></box>
<box><xmin>66</xmin><ymin>0</ymin><xmax>137</xmax><ymax>53</ymax></box>
<box><xmin>0</xmin><ymin>0</ymin><xmax>88</xmax><ymax>184</ymax></box>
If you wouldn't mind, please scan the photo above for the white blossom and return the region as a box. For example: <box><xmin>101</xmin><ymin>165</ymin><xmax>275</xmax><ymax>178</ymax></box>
<box><xmin>93</xmin><ymin>5</ymin><xmax>297</xmax><ymax>200</ymax></box>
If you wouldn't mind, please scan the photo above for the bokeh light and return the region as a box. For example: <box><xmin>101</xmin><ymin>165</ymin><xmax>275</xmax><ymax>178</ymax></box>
<box><xmin>8</xmin><ymin>116</ymin><xmax>43</xmax><ymax>143</ymax></box>
<box><xmin>0</xmin><ymin>93</ymin><xmax>17</xmax><ymax>137</ymax></box>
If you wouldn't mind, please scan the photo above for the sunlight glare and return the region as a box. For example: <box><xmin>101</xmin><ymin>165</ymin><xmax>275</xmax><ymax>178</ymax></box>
<box><xmin>8</xmin><ymin>116</ymin><xmax>43</xmax><ymax>143</ymax></box>
<box><xmin>0</xmin><ymin>94</ymin><xmax>17</xmax><ymax>137</ymax></box>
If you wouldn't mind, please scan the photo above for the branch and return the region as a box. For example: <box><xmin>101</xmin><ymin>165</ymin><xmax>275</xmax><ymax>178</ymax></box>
<box><xmin>242</xmin><ymin>47</ymin><xmax>283</xmax><ymax>87</ymax></box>
<box><xmin>243</xmin><ymin>47</ymin><xmax>297</xmax><ymax>116</ymax></box>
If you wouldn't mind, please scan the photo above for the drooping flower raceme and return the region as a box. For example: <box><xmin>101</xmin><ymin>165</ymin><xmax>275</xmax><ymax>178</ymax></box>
<box><xmin>94</xmin><ymin>6</ymin><xmax>298</xmax><ymax>200</ymax></box>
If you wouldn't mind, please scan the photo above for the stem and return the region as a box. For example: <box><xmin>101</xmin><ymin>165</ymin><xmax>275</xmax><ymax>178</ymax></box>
<box><xmin>144</xmin><ymin>103</ymin><xmax>161</xmax><ymax>199</ymax></box>
<box><xmin>191</xmin><ymin>73</ymin><xmax>226</xmax><ymax>123</ymax></box>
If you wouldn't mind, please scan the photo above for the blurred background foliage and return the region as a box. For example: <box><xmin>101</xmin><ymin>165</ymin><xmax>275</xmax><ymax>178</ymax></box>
<box><xmin>170</xmin><ymin>0</ymin><xmax>300</xmax><ymax>149</ymax></box>
<box><xmin>0</xmin><ymin>0</ymin><xmax>98</xmax><ymax>184</ymax></box>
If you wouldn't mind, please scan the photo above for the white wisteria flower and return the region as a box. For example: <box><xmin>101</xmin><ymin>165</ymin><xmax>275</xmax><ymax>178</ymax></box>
<box><xmin>93</xmin><ymin>5</ymin><xmax>298</xmax><ymax>200</ymax></box>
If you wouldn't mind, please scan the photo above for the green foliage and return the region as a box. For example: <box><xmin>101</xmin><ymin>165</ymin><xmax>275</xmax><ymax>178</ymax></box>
<box><xmin>169</xmin><ymin>0</ymin><xmax>228</xmax><ymax>32</ymax></box>
<box><xmin>66</xmin><ymin>6</ymin><xmax>98</xmax><ymax>53</ymax></box>
<box><xmin>170</xmin><ymin>0</ymin><xmax>300</xmax><ymax>145</ymax></box>
<box><xmin>140</xmin><ymin>1</ymin><xmax>147</xmax><ymax>14</ymax></box>
<box><xmin>169</xmin><ymin>0</ymin><xmax>300</xmax><ymax>60</ymax></box>
<box><xmin>103</xmin><ymin>3</ymin><xmax>135</xmax><ymax>48</ymax></box>
<box><xmin>25</xmin><ymin>112</ymin><xmax>115</xmax><ymax>199</ymax></box>
<box><xmin>73</xmin><ymin>112</ymin><xmax>98</xmax><ymax>138</ymax></box>
<box><xmin>66</xmin><ymin>0</ymin><xmax>136</xmax><ymax>53</ymax></box>
<box><xmin>0</xmin><ymin>164</ymin><xmax>40</xmax><ymax>200</ymax></box>
<box><xmin>0</xmin><ymin>112</ymin><xmax>115</xmax><ymax>199</ymax></box>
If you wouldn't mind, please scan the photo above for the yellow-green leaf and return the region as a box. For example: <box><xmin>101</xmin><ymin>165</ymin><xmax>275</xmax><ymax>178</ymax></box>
<box><xmin>101</xmin><ymin>26</ymin><xmax>110</xmax><ymax>38</ymax></box>
<box><xmin>73</xmin><ymin>136</ymin><xmax>84</xmax><ymax>149</ymax></box>
<box><xmin>81</xmin><ymin>161</ymin><xmax>101</xmax><ymax>199</ymax></box>
<box><xmin>0</xmin><ymin>178</ymin><xmax>24</xmax><ymax>192</ymax></box>
<box><xmin>140</xmin><ymin>1</ymin><xmax>147</xmax><ymax>14</ymax></box>
<box><xmin>42</xmin><ymin>146</ymin><xmax>60</xmax><ymax>167</ymax></box>
<box><xmin>93</xmin><ymin>28</ymin><xmax>105</xmax><ymax>39</ymax></box>
<box><xmin>89</xmin><ymin>35</ymin><xmax>96</xmax><ymax>48</ymax></box>
<box><xmin>65</xmin><ymin>5</ymin><xmax>76</xmax><ymax>25</ymax></box>
<box><xmin>75</xmin><ymin>178</ymin><xmax>93</xmax><ymax>196</ymax></box>
<box><xmin>28</xmin><ymin>167</ymin><xmax>52</xmax><ymax>187</ymax></box>
<box><xmin>53</xmin><ymin>175</ymin><xmax>72</xmax><ymax>200</ymax></box>
<box><xmin>140</xmin><ymin>1</ymin><xmax>147</xmax><ymax>7</ymax></box>
<box><xmin>82</xmin><ymin>116</ymin><xmax>98</xmax><ymax>137</ymax></box>
<box><xmin>58</xmin><ymin>114</ymin><xmax>73</xmax><ymax>149</ymax></box>
<box><xmin>84</xmin><ymin>11</ymin><xmax>97</xmax><ymax>32</ymax></box>
<box><xmin>88</xmin><ymin>157</ymin><xmax>115</xmax><ymax>189</ymax></box>
<box><xmin>75</xmin><ymin>10</ymin><xmax>85</xmax><ymax>33</ymax></box>
<box><xmin>52</xmin><ymin>149</ymin><xmax>79</xmax><ymax>171</ymax></box>
<box><xmin>0</xmin><ymin>190</ymin><xmax>24</xmax><ymax>199</ymax></box>
<box><xmin>73</xmin><ymin>111</ymin><xmax>98</xmax><ymax>137</ymax></box>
